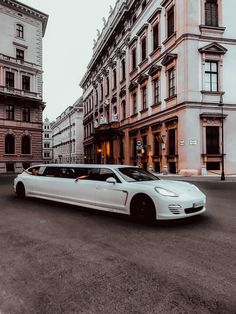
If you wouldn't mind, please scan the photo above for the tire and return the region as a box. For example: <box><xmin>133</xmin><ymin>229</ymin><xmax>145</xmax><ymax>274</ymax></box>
<box><xmin>16</xmin><ymin>182</ymin><xmax>26</xmax><ymax>199</ymax></box>
<box><xmin>130</xmin><ymin>193</ymin><xmax>156</xmax><ymax>223</ymax></box>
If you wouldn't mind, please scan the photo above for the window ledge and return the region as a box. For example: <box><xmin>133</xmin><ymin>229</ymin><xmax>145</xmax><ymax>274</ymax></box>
<box><xmin>138</xmin><ymin>58</ymin><xmax>148</xmax><ymax>68</ymax></box>
<box><xmin>163</xmin><ymin>32</ymin><xmax>176</xmax><ymax>45</ymax></box>
<box><xmin>165</xmin><ymin>94</ymin><xmax>177</xmax><ymax>102</ymax></box>
<box><xmin>140</xmin><ymin>108</ymin><xmax>148</xmax><ymax>114</ymax></box>
<box><xmin>166</xmin><ymin>154</ymin><xmax>178</xmax><ymax>158</ymax></box>
<box><xmin>4</xmin><ymin>154</ymin><xmax>17</xmax><ymax>156</ymax></box>
<box><xmin>130</xmin><ymin>113</ymin><xmax>138</xmax><ymax>118</ymax></box>
<box><xmin>120</xmin><ymin>78</ymin><xmax>126</xmax><ymax>85</ymax></box>
<box><xmin>201</xmin><ymin>153</ymin><xmax>225</xmax><ymax>157</ymax></box>
<box><xmin>151</xmin><ymin>102</ymin><xmax>161</xmax><ymax>108</ymax></box>
<box><xmin>149</xmin><ymin>47</ymin><xmax>161</xmax><ymax>58</ymax></box>
<box><xmin>129</xmin><ymin>68</ymin><xmax>138</xmax><ymax>76</ymax></box>
<box><xmin>199</xmin><ymin>25</ymin><xmax>226</xmax><ymax>33</ymax></box>
<box><xmin>201</xmin><ymin>90</ymin><xmax>223</xmax><ymax>95</ymax></box>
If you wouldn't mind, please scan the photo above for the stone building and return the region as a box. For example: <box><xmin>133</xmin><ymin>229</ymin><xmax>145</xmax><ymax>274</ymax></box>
<box><xmin>80</xmin><ymin>0</ymin><xmax>236</xmax><ymax>175</ymax></box>
<box><xmin>52</xmin><ymin>97</ymin><xmax>84</xmax><ymax>164</ymax></box>
<box><xmin>42</xmin><ymin>117</ymin><xmax>52</xmax><ymax>164</ymax></box>
<box><xmin>0</xmin><ymin>0</ymin><xmax>48</xmax><ymax>173</ymax></box>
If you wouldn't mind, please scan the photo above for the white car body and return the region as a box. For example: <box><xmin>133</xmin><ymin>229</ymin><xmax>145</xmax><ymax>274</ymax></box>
<box><xmin>14</xmin><ymin>164</ymin><xmax>206</xmax><ymax>221</ymax></box>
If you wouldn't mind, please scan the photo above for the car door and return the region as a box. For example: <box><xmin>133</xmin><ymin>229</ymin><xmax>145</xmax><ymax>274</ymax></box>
<box><xmin>35</xmin><ymin>167</ymin><xmax>97</xmax><ymax>207</ymax></box>
<box><xmin>95</xmin><ymin>168</ymin><xmax>128</xmax><ymax>211</ymax></box>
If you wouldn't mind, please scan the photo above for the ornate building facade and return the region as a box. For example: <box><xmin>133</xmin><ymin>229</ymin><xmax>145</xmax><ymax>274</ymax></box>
<box><xmin>0</xmin><ymin>0</ymin><xmax>48</xmax><ymax>173</ymax></box>
<box><xmin>52</xmin><ymin>97</ymin><xmax>84</xmax><ymax>164</ymax></box>
<box><xmin>81</xmin><ymin>0</ymin><xmax>236</xmax><ymax>175</ymax></box>
<box><xmin>42</xmin><ymin>117</ymin><xmax>52</xmax><ymax>164</ymax></box>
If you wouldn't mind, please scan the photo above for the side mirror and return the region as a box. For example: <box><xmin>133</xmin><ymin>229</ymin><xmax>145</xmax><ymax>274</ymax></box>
<box><xmin>106</xmin><ymin>177</ymin><xmax>117</xmax><ymax>184</ymax></box>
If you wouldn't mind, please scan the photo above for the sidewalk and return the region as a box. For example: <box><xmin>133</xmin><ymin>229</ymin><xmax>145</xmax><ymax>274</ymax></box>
<box><xmin>156</xmin><ymin>173</ymin><xmax>236</xmax><ymax>182</ymax></box>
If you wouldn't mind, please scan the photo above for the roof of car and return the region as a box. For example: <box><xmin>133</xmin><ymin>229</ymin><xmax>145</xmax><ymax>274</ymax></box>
<box><xmin>31</xmin><ymin>164</ymin><xmax>134</xmax><ymax>169</ymax></box>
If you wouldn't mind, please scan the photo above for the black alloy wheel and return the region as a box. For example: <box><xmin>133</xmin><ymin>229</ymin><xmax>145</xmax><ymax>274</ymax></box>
<box><xmin>130</xmin><ymin>194</ymin><xmax>156</xmax><ymax>223</ymax></box>
<box><xmin>16</xmin><ymin>182</ymin><xmax>26</xmax><ymax>199</ymax></box>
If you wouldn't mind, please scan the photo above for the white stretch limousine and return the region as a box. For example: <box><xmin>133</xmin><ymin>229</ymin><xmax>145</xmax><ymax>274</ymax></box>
<box><xmin>14</xmin><ymin>164</ymin><xmax>206</xmax><ymax>221</ymax></box>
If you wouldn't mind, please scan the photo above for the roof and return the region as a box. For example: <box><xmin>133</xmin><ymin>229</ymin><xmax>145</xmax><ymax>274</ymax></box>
<box><xmin>33</xmin><ymin>164</ymin><xmax>133</xmax><ymax>169</ymax></box>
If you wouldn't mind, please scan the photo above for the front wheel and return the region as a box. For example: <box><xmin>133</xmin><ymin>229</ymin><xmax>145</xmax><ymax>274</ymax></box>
<box><xmin>16</xmin><ymin>182</ymin><xmax>26</xmax><ymax>199</ymax></box>
<box><xmin>130</xmin><ymin>194</ymin><xmax>156</xmax><ymax>223</ymax></box>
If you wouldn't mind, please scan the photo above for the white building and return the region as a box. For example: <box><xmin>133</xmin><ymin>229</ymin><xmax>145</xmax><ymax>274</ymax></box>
<box><xmin>52</xmin><ymin>97</ymin><xmax>84</xmax><ymax>164</ymax></box>
<box><xmin>42</xmin><ymin>117</ymin><xmax>52</xmax><ymax>163</ymax></box>
<box><xmin>80</xmin><ymin>0</ymin><xmax>236</xmax><ymax>176</ymax></box>
<box><xmin>0</xmin><ymin>0</ymin><xmax>48</xmax><ymax>173</ymax></box>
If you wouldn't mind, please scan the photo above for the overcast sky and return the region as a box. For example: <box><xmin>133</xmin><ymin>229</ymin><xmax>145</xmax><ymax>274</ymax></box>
<box><xmin>19</xmin><ymin>0</ymin><xmax>117</xmax><ymax>121</ymax></box>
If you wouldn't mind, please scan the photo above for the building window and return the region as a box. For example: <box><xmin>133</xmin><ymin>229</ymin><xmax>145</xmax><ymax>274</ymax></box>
<box><xmin>6</xmin><ymin>105</ymin><xmax>14</xmax><ymax>120</ymax></box>
<box><xmin>44</xmin><ymin>152</ymin><xmax>50</xmax><ymax>158</ymax></box>
<box><xmin>16</xmin><ymin>49</ymin><xmax>24</xmax><ymax>60</ymax></box>
<box><xmin>168</xmin><ymin>68</ymin><xmax>175</xmax><ymax>97</ymax></box>
<box><xmin>44</xmin><ymin>133</ymin><xmax>49</xmax><ymax>139</ymax></box>
<box><xmin>168</xmin><ymin>129</ymin><xmax>176</xmax><ymax>155</ymax></box>
<box><xmin>154</xmin><ymin>134</ymin><xmax>161</xmax><ymax>156</ymax></box>
<box><xmin>205</xmin><ymin>61</ymin><xmax>218</xmax><ymax>92</ymax></box>
<box><xmin>133</xmin><ymin>138</ymin><xmax>137</xmax><ymax>158</ymax></box>
<box><xmin>122</xmin><ymin>100</ymin><xmax>126</xmax><ymax>119</ymax></box>
<box><xmin>95</xmin><ymin>89</ymin><xmax>98</xmax><ymax>105</ymax></box>
<box><xmin>5</xmin><ymin>134</ymin><xmax>15</xmax><ymax>154</ymax></box>
<box><xmin>121</xmin><ymin>59</ymin><xmax>126</xmax><ymax>81</ymax></box>
<box><xmin>22</xmin><ymin>107</ymin><xmax>30</xmax><ymax>122</ymax></box>
<box><xmin>153</xmin><ymin>78</ymin><xmax>160</xmax><ymax>104</ymax></box>
<box><xmin>142</xmin><ymin>0</ymin><xmax>147</xmax><ymax>10</ymax></box>
<box><xmin>141</xmin><ymin>37</ymin><xmax>147</xmax><ymax>61</ymax></box>
<box><xmin>167</xmin><ymin>6</ymin><xmax>175</xmax><ymax>38</ymax></box>
<box><xmin>205</xmin><ymin>0</ymin><xmax>218</xmax><ymax>27</ymax></box>
<box><xmin>16</xmin><ymin>24</ymin><xmax>24</xmax><ymax>38</ymax></box>
<box><xmin>21</xmin><ymin>136</ymin><xmax>31</xmax><ymax>154</ymax></box>
<box><xmin>106</xmin><ymin>76</ymin><xmax>109</xmax><ymax>95</ymax></box>
<box><xmin>132</xmin><ymin>47</ymin><xmax>137</xmax><ymax>70</ymax></box>
<box><xmin>44</xmin><ymin>143</ymin><xmax>50</xmax><ymax>148</ymax></box>
<box><xmin>132</xmin><ymin>92</ymin><xmax>137</xmax><ymax>114</ymax></box>
<box><xmin>113</xmin><ymin>69</ymin><xmax>117</xmax><ymax>89</ymax></box>
<box><xmin>153</xmin><ymin>24</ymin><xmax>159</xmax><ymax>51</ymax></box>
<box><xmin>6</xmin><ymin>71</ymin><xmax>14</xmax><ymax>88</ymax></box>
<box><xmin>100</xmin><ymin>83</ymin><xmax>103</xmax><ymax>101</ymax></box>
<box><xmin>22</xmin><ymin>75</ymin><xmax>30</xmax><ymax>91</ymax></box>
<box><xmin>206</xmin><ymin>126</ymin><xmax>219</xmax><ymax>154</ymax></box>
<box><xmin>142</xmin><ymin>86</ymin><xmax>147</xmax><ymax>110</ymax></box>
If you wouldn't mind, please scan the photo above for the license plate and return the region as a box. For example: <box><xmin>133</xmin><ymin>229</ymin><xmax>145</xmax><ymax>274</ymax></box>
<box><xmin>193</xmin><ymin>201</ymin><xmax>204</xmax><ymax>208</ymax></box>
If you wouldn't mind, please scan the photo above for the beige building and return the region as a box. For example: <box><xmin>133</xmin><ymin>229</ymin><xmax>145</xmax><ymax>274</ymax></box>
<box><xmin>52</xmin><ymin>97</ymin><xmax>84</xmax><ymax>164</ymax></box>
<box><xmin>0</xmin><ymin>0</ymin><xmax>48</xmax><ymax>173</ymax></box>
<box><xmin>81</xmin><ymin>0</ymin><xmax>236</xmax><ymax>175</ymax></box>
<box><xmin>42</xmin><ymin>117</ymin><xmax>53</xmax><ymax>164</ymax></box>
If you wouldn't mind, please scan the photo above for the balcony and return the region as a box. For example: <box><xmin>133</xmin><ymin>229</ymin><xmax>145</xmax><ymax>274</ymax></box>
<box><xmin>0</xmin><ymin>85</ymin><xmax>41</xmax><ymax>100</ymax></box>
<box><xmin>0</xmin><ymin>53</ymin><xmax>41</xmax><ymax>72</ymax></box>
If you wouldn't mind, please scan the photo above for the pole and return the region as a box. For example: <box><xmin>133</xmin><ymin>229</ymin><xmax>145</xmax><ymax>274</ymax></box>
<box><xmin>219</xmin><ymin>93</ymin><xmax>225</xmax><ymax>181</ymax></box>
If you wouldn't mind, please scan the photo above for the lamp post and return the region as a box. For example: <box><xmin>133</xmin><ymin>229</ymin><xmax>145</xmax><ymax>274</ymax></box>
<box><xmin>219</xmin><ymin>92</ymin><xmax>225</xmax><ymax>181</ymax></box>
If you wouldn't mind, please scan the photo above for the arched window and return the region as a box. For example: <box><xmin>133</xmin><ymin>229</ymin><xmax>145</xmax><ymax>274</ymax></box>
<box><xmin>5</xmin><ymin>134</ymin><xmax>15</xmax><ymax>154</ymax></box>
<box><xmin>21</xmin><ymin>135</ymin><xmax>31</xmax><ymax>154</ymax></box>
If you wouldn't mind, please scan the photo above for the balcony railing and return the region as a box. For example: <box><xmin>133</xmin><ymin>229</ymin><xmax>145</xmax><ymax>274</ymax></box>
<box><xmin>0</xmin><ymin>53</ymin><xmax>41</xmax><ymax>71</ymax></box>
<box><xmin>0</xmin><ymin>85</ymin><xmax>41</xmax><ymax>100</ymax></box>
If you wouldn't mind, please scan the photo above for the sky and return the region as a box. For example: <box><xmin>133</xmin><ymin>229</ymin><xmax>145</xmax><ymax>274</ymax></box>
<box><xmin>19</xmin><ymin>0</ymin><xmax>117</xmax><ymax>122</ymax></box>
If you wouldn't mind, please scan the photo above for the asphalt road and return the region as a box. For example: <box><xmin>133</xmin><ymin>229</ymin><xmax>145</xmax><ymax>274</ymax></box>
<box><xmin>0</xmin><ymin>175</ymin><xmax>235</xmax><ymax>314</ymax></box>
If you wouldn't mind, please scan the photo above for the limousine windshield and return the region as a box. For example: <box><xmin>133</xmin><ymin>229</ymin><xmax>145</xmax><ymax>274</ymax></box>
<box><xmin>118</xmin><ymin>167</ymin><xmax>159</xmax><ymax>182</ymax></box>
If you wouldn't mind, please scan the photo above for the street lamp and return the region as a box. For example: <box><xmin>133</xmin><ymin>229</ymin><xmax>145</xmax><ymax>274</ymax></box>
<box><xmin>219</xmin><ymin>92</ymin><xmax>225</xmax><ymax>181</ymax></box>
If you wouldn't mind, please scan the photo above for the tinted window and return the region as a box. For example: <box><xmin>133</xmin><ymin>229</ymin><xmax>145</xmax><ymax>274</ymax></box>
<box><xmin>118</xmin><ymin>167</ymin><xmax>159</xmax><ymax>182</ymax></box>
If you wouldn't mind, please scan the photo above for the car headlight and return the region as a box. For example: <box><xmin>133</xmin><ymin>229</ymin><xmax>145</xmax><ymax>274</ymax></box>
<box><xmin>154</xmin><ymin>187</ymin><xmax>179</xmax><ymax>197</ymax></box>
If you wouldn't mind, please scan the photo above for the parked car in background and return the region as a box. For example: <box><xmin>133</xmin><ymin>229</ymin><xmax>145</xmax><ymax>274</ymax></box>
<box><xmin>14</xmin><ymin>164</ymin><xmax>206</xmax><ymax>221</ymax></box>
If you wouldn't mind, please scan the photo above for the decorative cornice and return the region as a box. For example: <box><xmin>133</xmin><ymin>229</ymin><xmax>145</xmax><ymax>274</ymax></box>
<box><xmin>147</xmin><ymin>8</ymin><xmax>162</xmax><ymax>23</ymax></box>
<box><xmin>137</xmin><ymin>73</ymin><xmax>148</xmax><ymax>84</ymax></box>
<box><xmin>114</xmin><ymin>48</ymin><xmax>126</xmax><ymax>59</ymax></box>
<box><xmin>0</xmin><ymin>0</ymin><xmax>48</xmax><ymax>36</ymax></box>
<box><xmin>198</xmin><ymin>42</ymin><xmax>228</xmax><ymax>55</ymax></box>
<box><xmin>161</xmin><ymin>53</ymin><xmax>177</xmax><ymax>66</ymax></box>
<box><xmin>148</xmin><ymin>65</ymin><xmax>162</xmax><ymax>76</ymax></box>
<box><xmin>128</xmin><ymin>36</ymin><xmax>138</xmax><ymax>47</ymax></box>
<box><xmin>136</xmin><ymin>23</ymin><xmax>149</xmax><ymax>36</ymax></box>
<box><xmin>128</xmin><ymin>81</ymin><xmax>138</xmax><ymax>92</ymax></box>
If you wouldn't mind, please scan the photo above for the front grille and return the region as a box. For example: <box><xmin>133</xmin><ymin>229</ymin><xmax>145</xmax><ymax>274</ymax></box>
<box><xmin>185</xmin><ymin>206</ymin><xmax>204</xmax><ymax>214</ymax></box>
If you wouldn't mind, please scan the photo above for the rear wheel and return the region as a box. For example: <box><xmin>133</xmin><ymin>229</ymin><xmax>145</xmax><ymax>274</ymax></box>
<box><xmin>130</xmin><ymin>194</ymin><xmax>156</xmax><ymax>223</ymax></box>
<box><xmin>16</xmin><ymin>182</ymin><xmax>26</xmax><ymax>199</ymax></box>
